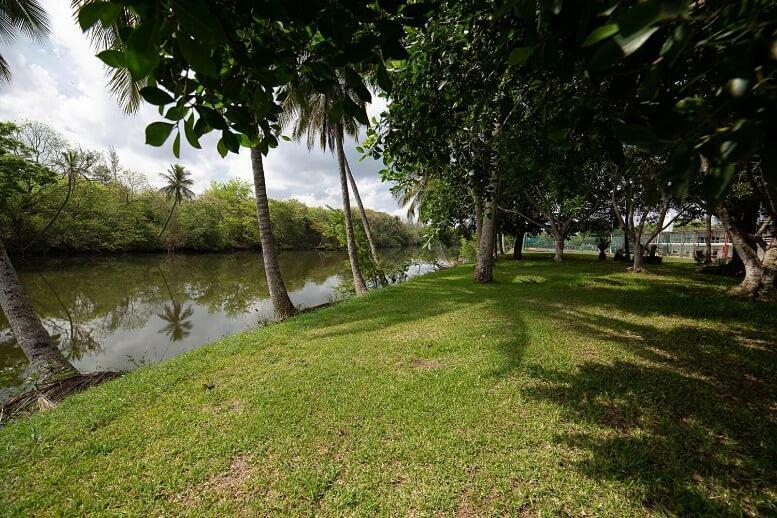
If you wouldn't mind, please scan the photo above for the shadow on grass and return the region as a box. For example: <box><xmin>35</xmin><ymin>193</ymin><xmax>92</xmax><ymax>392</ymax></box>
<box><xmin>509</xmin><ymin>258</ymin><xmax>777</xmax><ymax>515</ymax></box>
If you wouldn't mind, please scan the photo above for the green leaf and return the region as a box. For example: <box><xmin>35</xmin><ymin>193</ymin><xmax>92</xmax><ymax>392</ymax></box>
<box><xmin>508</xmin><ymin>47</ymin><xmax>534</xmax><ymax>66</ymax></box>
<box><xmin>96</xmin><ymin>50</ymin><xmax>126</xmax><ymax>68</ymax></box>
<box><xmin>126</xmin><ymin>23</ymin><xmax>161</xmax><ymax>81</ymax></box>
<box><xmin>78</xmin><ymin>1</ymin><xmax>122</xmax><ymax>31</ymax></box>
<box><xmin>221</xmin><ymin>130</ymin><xmax>239</xmax><ymax>153</ymax></box>
<box><xmin>281</xmin><ymin>135</ymin><xmax>291</xmax><ymax>142</ymax></box>
<box><xmin>139</xmin><ymin>86</ymin><xmax>174</xmax><ymax>106</ymax></box>
<box><xmin>177</xmin><ymin>36</ymin><xmax>219</xmax><ymax>77</ymax></box>
<box><xmin>171</xmin><ymin>0</ymin><xmax>226</xmax><ymax>45</ymax></box>
<box><xmin>145</xmin><ymin>122</ymin><xmax>175</xmax><ymax>147</ymax></box>
<box><xmin>343</xmin><ymin>97</ymin><xmax>369</xmax><ymax>125</ymax></box>
<box><xmin>614</xmin><ymin>25</ymin><xmax>660</xmax><ymax>56</ymax></box>
<box><xmin>184</xmin><ymin>115</ymin><xmax>201</xmax><ymax>149</ymax></box>
<box><xmin>165</xmin><ymin>105</ymin><xmax>189</xmax><ymax>121</ymax></box>
<box><xmin>217</xmin><ymin>138</ymin><xmax>228</xmax><ymax>158</ymax></box>
<box><xmin>172</xmin><ymin>132</ymin><xmax>181</xmax><ymax>159</ymax></box>
<box><xmin>582</xmin><ymin>24</ymin><xmax>619</xmax><ymax>47</ymax></box>
<box><xmin>196</xmin><ymin>106</ymin><xmax>228</xmax><ymax>130</ymax></box>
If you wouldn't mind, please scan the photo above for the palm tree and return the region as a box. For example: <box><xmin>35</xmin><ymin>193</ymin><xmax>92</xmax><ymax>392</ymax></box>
<box><xmin>0</xmin><ymin>0</ymin><xmax>49</xmax><ymax>82</ymax></box>
<box><xmin>281</xmin><ymin>68</ymin><xmax>377</xmax><ymax>294</ymax></box>
<box><xmin>158</xmin><ymin>164</ymin><xmax>194</xmax><ymax>238</ymax></box>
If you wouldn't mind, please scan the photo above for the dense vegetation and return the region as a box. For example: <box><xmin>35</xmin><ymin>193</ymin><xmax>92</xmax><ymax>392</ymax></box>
<box><xmin>2</xmin><ymin>255</ymin><xmax>775</xmax><ymax>515</ymax></box>
<box><xmin>0</xmin><ymin>121</ymin><xmax>419</xmax><ymax>255</ymax></box>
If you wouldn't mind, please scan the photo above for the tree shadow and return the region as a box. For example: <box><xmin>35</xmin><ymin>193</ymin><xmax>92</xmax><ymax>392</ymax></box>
<box><xmin>514</xmin><ymin>287</ymin><xmax>777</xmax><ymax>515</ymax></box>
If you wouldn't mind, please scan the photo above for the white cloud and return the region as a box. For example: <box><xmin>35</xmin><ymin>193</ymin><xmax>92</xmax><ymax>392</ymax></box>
<box><xmin>0</xmin><ymin>0</ymin><xmax>404</xmax><ymax>216</ymax></box>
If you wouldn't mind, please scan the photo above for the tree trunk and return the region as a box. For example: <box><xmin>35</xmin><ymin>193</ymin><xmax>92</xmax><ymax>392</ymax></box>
<box><xmin>335</xmin><ymin>131</ymin><xmax>367</xmax><ymax>294</ymax></box>
<box><xmin>718</xmin><ymin>205</ymin><xmax>762</xmax><ymax>296</ymax></box>
<box><xmin>158</xmin><ymin>198</ymin><xmax>178</xmax><ymax>239</ymax></box>
<box><xmin>553</xmin><ymin>237</ymin><xmax>564</xmax><ymax>262</ymax></box>
<box><xmin>345</xmin><ymin>158</ymin><xmax>387</xmax><ymax>284</ymax></box>
<box><xmin>497</xmin><ymin>233</ymin><xmax>505</xmax><ymax>255</ymax></box>
<box><xmin>759</xmin><ymin>240</ymin><xmax>777</xmax><ymax>299</ymax></box>
<box><xmin>472</xmin><ymin>191</ymin><xmax>484</xmax><ymax>265</ymax></box>
<box><xmin>250</xmin><ymin>147</ymin><xmax>296</xmax><ymax>319</ymax></box>
<box><xmin>474</xmin><ymin>197</ymin><xmax>497</xmax><ymax>283</ymax></box>
<box><xmin>704</xmin><ymin>212</ymin><xmax>713</xmax><ymax>264</ymax></box>
<box><xmin>632</xmin><ymin>242</ymin><xmax>644</xmax><ymax>272</ymax></box>
<box><xmin>474</xmin><ymin>172</ymin><xmax>498</xmax><ymax>284</ymax></box>
<box><xmin>513</xmin><ymin>230</ymin><xmax>524</xmax><ymax>260</ymax></box>
<box><xmin>0</xmin><ymin>236</ymin><xmax>78</xmax><ymax>382</ymax></box>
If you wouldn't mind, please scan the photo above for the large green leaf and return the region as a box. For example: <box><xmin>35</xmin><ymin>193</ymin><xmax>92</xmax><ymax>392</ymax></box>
<box><xmin>126</xmin><ymin>23</ymin><xmax>161</xmax><ymax>81</ymax></box>
<box><xmin>171</xmin><ymin>0</ymin><xmax>227</xmax><ymax>45</ymax></box>
<box><xmin>177</xmin><ymin>36</ymin><xmax>219</xmax><ymax>77</ymax></box>
<box><xmin>96</xmin><ymin>50</ymin><xmax>126</xmax><ymax>68</ymax></box>
<box><xmin>139</xmin><ymin>86</ymin><xmax>174</xmax><ymax>106</ymax></box>
<box><xmin>145</xmin><ymin>122</ymin><xmax>175</xmax><ymax>147</ymax></box>
<box><xmin>184</xmin><ymin>115</ymin><xmax>201</xmax><ymax>149</ymax></box>
<box><xmin>221</xmin><ymin>130</ymin><xmax>240</xmax><ymax>153</ymax></box>
<box><xmin>582</xmin><ymin>24</ymin><xmax>619</xmax><ymax>47</ymax></box>
<box><xmin>78</xmin><ymin>1</ymin><xmax>122</xmax><ymax>31</ymax></box>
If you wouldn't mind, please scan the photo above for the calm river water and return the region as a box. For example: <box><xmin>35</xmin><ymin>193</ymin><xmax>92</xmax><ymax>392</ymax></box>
<box><xmin>0</xmin><ymin>249</ymin><xmax>439</xmax><ymax>399</ymax></box>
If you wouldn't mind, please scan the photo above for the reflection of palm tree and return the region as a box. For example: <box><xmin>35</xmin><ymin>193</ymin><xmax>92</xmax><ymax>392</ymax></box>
<box><xmin>39</xmin><ymin>274</ymin><xmax>102</xmax><ymax>361</ymax></box>
<box><xmin>157</xmin><ymin>301</ymin><xmax>194</xmax><ymax>342</ymax></box>
<box><xmin>156</xmin><ymin>267</ymin><xmax>193</xmax><ymax>343</ymax></box>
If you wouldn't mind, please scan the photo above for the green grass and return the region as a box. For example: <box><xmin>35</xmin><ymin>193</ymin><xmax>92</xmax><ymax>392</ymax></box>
<box><xmin>1</xmin><ymin>254</ymin><xmax>775</xmax><ymax>516</ymax></box>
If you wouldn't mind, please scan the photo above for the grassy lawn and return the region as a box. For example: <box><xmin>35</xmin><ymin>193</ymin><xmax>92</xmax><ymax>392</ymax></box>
<box><xmin>1</xmin><ymin>254</ymin><xmax>775</xmax><ymax>516</ymax></box>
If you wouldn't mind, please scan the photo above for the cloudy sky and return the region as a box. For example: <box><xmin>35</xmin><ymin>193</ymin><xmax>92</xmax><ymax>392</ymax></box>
<box><xmin>0</xmin><ymin>1</ymin><xmax>403</xmax><ymax>216</ymax></box>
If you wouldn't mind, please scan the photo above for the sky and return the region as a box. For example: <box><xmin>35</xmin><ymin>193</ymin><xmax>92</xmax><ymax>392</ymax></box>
<box><xmin>0</xmin><ymin>1</ymin><xmax>403</xmax><ymax>216</ymax></box>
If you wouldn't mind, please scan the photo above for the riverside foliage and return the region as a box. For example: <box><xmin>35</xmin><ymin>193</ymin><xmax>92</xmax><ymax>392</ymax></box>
<box><xmin>0</xmin><ymin>121</ymin><xmax>419</xmax><ymax>254</ymax></box>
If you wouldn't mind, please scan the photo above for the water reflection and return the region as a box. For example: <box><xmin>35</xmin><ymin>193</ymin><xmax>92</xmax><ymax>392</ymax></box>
<box><xmin>0</xmin><ymin>249</ymin><xmax>438</xmax><ymax>398</ymax></box>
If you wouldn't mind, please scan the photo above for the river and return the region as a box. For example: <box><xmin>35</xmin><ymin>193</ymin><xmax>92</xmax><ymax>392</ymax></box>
<box><xmin>0</xmin><ymin>249</ymin><xmax>440</xmax><ymax>399</ymax></box>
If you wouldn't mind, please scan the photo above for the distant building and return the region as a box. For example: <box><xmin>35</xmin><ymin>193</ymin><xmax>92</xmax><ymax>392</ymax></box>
<box><xmin>655</xmin><ymin>229</ymin><xmax>731</xmax><ymax>260</ymax></box>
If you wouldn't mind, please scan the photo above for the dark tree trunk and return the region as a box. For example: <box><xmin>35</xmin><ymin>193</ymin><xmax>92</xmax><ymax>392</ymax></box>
<box><xmin>335</xmin><ymin>131</ymin><xmax>367</xmax><ymax>294</ymax></box>
<box><xmin>497</xmin><ymin>233</ymin><xmax>505</xmax><ymax>255</ymax></box>
<box><xmin>704</xmin><ymin>212</ymin><xmax>713</xmax><ymax>264</ymax></box>
<box><xmin>0</xmin><ymin>236</ymin><xmax>78</xmax><ymax>382</ymax></box>
<box><xmin>513</xmin><ymin>230</ymin><xmax>524</xmax><ymax>260</ymax></box>
<box><xmin>473</xmin><ymin>191</ymin><xmax>484</xmax><ymax>265</ymax></box>
<box><xmin>250</xmin><ymin>148</ymin><xmax>296</xmax><ymax>319</ymax></box>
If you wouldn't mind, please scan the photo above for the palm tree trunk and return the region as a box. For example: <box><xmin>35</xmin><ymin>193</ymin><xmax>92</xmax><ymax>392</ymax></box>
<box><xmin>345</xmin><ymin>158</ymin><xmax>387</xmax><ymax>283</ymax></box>
<box><xmin>250</xmin><ymin>148</ymin><xmax>297</xmax><ymax>319</ymax></box>
<box><xmin>0</xmin><ymin>236</ymin><xmax>77</xmax><ymax>382</ymax></box>
<box><xmin>335</xmin><ymin>131</ymin><xmax>367</xmax><ymax>294</ymax></box>
<box><xmin>158</xmin><ymin>198</ymin><xmax>178</xmax><ymax>239</ymax></box>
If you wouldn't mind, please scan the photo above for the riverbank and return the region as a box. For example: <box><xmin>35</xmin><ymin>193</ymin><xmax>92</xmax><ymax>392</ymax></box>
<box><xmin>1</xmin><ymin>254</ymin><xmax>775</xmax><ymax>515</ymax></box>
